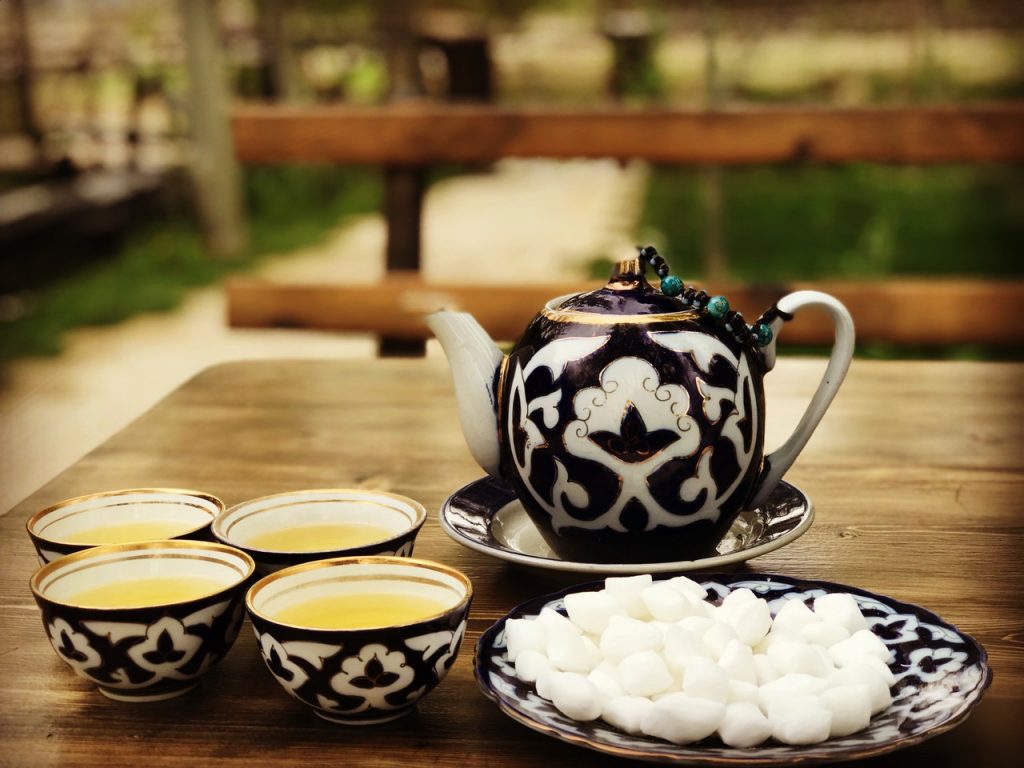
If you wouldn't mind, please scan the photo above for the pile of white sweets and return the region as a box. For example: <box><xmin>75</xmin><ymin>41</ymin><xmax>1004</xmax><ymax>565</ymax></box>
<box><xmin>505</xmin><ymin>575</ymin><xmax>895</xmax><ymax>747</ymax></box>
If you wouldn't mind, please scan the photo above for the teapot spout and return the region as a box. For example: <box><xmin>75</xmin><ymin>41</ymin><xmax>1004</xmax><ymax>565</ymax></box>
<box><xmin>427</xmin><ymin>311</ymin><xmax>504</xmax><ymax>477</ymax></box>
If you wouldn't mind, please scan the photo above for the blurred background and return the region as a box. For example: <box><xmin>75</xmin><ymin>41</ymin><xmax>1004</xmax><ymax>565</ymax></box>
<box><xmin>1</xmin><ymin>0</ymin><xmax>1022</xmax><ymax>512</ymax></box>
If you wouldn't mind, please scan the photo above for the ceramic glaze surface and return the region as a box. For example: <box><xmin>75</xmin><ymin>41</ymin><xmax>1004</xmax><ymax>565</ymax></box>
<box><xmin>26</xmin><ymin>489</ymin><xmax>222</xmax><ymax>565</ymax></box>
<box><xmin>213</xmin><ymin>490</ymin><xmax>426</xmax><ymax>574</ymax></box>
<box><xmin>476</xmin><ymin>574</ymin><xmax>991</xmax><ymax>766</ymax></box>
<box><xmin>430</xmin><ymin>255</ymin><xmax>854</xmax><ymax>565</ymax></box>
<box><xmin>501</xmin><ymin>310</ymin><xmax>764</xmax><ymax>563</ymax></box>
<box><xmin>439</xmin><ymin>476</ymin><xmax>813</xmax><ymax>574</ymax></box>
<box><xmin>247</xmin><ymin>558</ymin><xmax>472</xmax><ymax>724</ymax></box>
<box><xmin>30</xmin><ymin>542</ymin><xmax>253</xmax><ymax>701</ymax></box>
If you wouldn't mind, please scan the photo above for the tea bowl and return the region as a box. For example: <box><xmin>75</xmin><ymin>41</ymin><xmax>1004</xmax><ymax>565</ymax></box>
<box><xmin>30</xmin><ymin>540</ymin><xmax>255</xmax><ymax>701</ymax></box>
<box><xmin>26</xmin><ymin>488</ymin><xmax>224</xmax><ymax>564</ymax></box>
<box><xmin>212</xmin><ymin>489</ymin><xmax>427</xmax><ymax>574</ymax></box>
<box><xmin>246</xmin><ymin>556</ymin><xmax>473</xmax><ymax>724</ymax></box>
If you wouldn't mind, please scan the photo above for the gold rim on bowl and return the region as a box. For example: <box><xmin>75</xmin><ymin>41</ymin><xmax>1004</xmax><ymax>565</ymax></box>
<box><xmin>25</xmin><ymin>488</ymin><xmax>225</xmax><ymax>546</ymax></box>
<box><xmin>30</xmin><ymin>539</ymin><xmax>256</xmax><ymax>611</ymax></box>
<box><xmin>213</xmin><ymin>489</ymin><xmax>427</xmax><ymax>555</ymax></box>
<box><xmin>246</xmin><ymin>555</ymin><xmax>473</xmax><ymax>632</ymax></box>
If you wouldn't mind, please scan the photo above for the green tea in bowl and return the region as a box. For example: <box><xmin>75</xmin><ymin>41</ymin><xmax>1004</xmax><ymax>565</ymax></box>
<box><xmin>213</xmin><ymin>489</ymin><xmax>426</xmax><ymax>574</ymax></box>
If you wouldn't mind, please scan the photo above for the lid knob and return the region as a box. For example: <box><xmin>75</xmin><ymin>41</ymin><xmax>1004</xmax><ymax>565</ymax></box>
<box><xmin>606</xmin><ymin>256</ymin><xmax>649</xmax><ymax>289</ymax></box>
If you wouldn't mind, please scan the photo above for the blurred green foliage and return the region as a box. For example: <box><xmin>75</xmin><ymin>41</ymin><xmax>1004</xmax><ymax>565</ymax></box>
<box><xmin>0</xmin><ymin>167</ymin><xmax>382</xmax><ymax>361</ymax></box>
<box><xmin>635</xmin><ymin>165</ymin><xmax>1023</xmax><ymax>282</ymax></box>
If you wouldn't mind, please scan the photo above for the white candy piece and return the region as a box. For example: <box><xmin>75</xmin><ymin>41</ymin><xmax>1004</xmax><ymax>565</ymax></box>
<box><xmin>829</xmin><ymin>630</ymin><xmax>890</xmax><ymax>668</ymax></box>
<box><xmin>813</xmin><ymin>593</ymin><xmax>869</xmax><ymax>634</ymax></box>
<box><xmin>801</xmin><ymin>620</ymin><xmax>851</xmax><ymax>648</ymax></box>
<box><xmin>678</xmin><ymin>616</ymin><xmax>715</xmax><ymax>635</ymax></box>
<box><xmin>588</xmin><ymin>661</ymin><xmax>625</xmax><ymax>700</ymax></box>
<box><xmin>548</xmin><ymin>632</ymin><xmax>601</xmax><ymax>673</ymax></box>
<box><xmin>764</xmin><ymin>693</ymin><xmax>821</xmax><ymax>722</ymax></box>
<box><xmin>604</xmin><ymin>575</ymin><xmax>654</xmax><ymax>619</ymax></box>
<box><xmin>753</xmin><ymin>654</ymin><xmax>780</xmax><ymax>685</ymax></box>
<box><xmin>727</xmin><ymin>680</ymin><xmax>759</xmax><ymax>705</ymax></box>
<box><xmin>724</xmin><ymin>598</ymin><xmax>773</xmax><ymax>647</ymax></box>
<box><xmin>514</xmin><ymin>650</ymin><xmax>551</xmax><ymax>683</ymax></box>
<box><xmin>663</xmin><ymin>576</ymin><xmax>708</xmax><ymax>602</ymax></box>
<box><xmin>858</xmin><ymin>654</ymin><xmax>897</xmax><ymax>685</ymax></box>
<box><xmin>549</xmin><ymin>672</ymin><xmax>603</xmax><ymax>721</ymax></box>
<box><xmin>770</xmin><ymin>700</ymin><xmax>832</xmax><ymax>745</ymax></box>
<box><xmin>720</xmin><ymin>588</ymin><xmax>758</xmax><ymax>614</ymax></box>
<box><xmin>703</xmin><ymin>621</ymin><xmax>740</xmax><ymax>661</ymax></box>
<box><xmin>832</xmin><ymin>662</ymin><xmax>893</xmax><ymax>715</ymax></box>
<box><xmin>821</xmin><ymin>684</ymin><xmax>873</xmax><ymax>737</ymax></box>
<box><xmin>718</xmin><ymin>639</ymin><xmax>758</xmax><ymax>685</ymax></box>
<box><xmin>642</xmin><ymin>584</ymin><xmax>695</xmax><ymax>622</ymax></box>
<box><xmin>682</xmin><ymin>657</ymin><xmax>730</xmax><ymax>704</ymax></box>
<box><xmin>773</xmin><ymin>598</ymin><xmax>818</xmax><ymax>630</ymax></box>
<box><xmin>564</xmin><ymin>590</ymin><xmax>626</xmax><ymax>635</ymax></box>
<box><xmin>767</xmin><ymin>640</ymin><xmax>832</xmax><ymax>677</ymax></box>
<box><xmin>504</xmin><ymin>618</ymin><xmax>546</xmax><ymax>662</ymax></box>
<box><xmin>535</xmin><ymin>667</ymin><xmax>555</xmax><ymax>700</ymax></box>
<box><xmin>537</xmin><ymin>607</ymin><xmax>581</xmax><ymax>635</ymax></box>
<box><xmin>663</xmin><ymin>625</ymin><xmax>712</xmax><ymax>673</ymax></box>
<box><xmin>618</xmin><ymin>650</ymin><xmax>674</xmax><ymax>697</ymax></box>
<box><xmin>759</xmin><ymin>673</ymin><xmax>827</xmax><ymax>711</ymax></box>
<box><xmin>753</xmin><ymin>624</ymin><xmax>803</xmax><ymax>655</ymax></box>
<box><xmin>602</xmin><ymin>696</ymin><xmax>655</xmax><ymax>735</ymax></box>
<box><xmin>641</xmin><ymin>693</ymin><xmax>725</xmax><ymax>745</ymax></box>
<box><xmin>718</xmin><ymin>702</ymin><xmax>772</xmax><ymax>748</ymax></box>
<box><xmin>600</xmin><ymin>615</ymin><xmax>662</xmax><ymax>662</ymax></box>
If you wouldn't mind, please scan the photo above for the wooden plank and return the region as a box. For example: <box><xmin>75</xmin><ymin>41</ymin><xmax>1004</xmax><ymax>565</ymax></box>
<box><xmin>225</xmin><ymin>276</ymin><xmax>1024</xmax><ymax>346</ymax></box>
<box><xmin>232</xmin><ymin>103</ymin><xmax>1024</xmax><ymax>165</ymax></box>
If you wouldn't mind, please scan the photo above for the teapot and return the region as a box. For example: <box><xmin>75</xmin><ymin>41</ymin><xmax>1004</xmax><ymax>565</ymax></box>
<box><xmin>429</xmin><ymin>248</ymin><xmax>854</xmax><ymax>564</ymax></box>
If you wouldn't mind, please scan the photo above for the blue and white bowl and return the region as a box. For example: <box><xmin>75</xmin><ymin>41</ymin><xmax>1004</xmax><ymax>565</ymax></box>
<box><xmin>247</xmin><ymin>556</ymin><xmax>473</xmax><ymax>724</ymax></box>
<box><xmin>26</xmin><ymin>488</ymin><xmax>223</xmax><ymax>564</ymax></box>
<box><xmin>213</xmin><ymin>489</ymin><xmax>427</xmax><ymax>574</ymax></box>
<box><xmin>31</xmin><ymin>540</ymin><xmax>255</xmax><ymax>702</ymax></box>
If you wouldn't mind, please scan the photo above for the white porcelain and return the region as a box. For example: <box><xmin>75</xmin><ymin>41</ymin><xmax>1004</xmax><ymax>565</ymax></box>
<box><xmin>26</xmin><ymin>488</ymin><xmax>223</xmax><ymax>564</ymax></box>
<box><xmin>30</xmin><ymin>540</ymin><xmax>254</xmax><ymax>701</ymax></box>
<box><xmin>429</xmin><ymin>255</ymin><xmax>854</xmax><ymax>564</ymax></box>
<box><xmin>440</xmin><ymin>476</ymin><xmax>813</xmax><ymax>575</ymax></box>
<box><xmin>212</xmin><ymin>489</ymin><xmax>427</xmax><ymax>574</ymax></box>
<box><xmin>246</xmin><ymin>557</ymin><xmax>473</xmax><ymax>724</ymax></box>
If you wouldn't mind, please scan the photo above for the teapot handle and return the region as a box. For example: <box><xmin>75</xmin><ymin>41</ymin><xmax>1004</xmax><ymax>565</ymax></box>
<box><xmin>747</xmin><ymin>290</ymin><xmax>855</xmax><ymax>509</ymax></box>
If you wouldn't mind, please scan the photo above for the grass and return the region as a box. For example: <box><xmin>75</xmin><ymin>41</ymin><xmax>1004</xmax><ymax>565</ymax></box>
<box><xmin>634</xmin><ymin>165</ymin><xmax>1023</xmax><ymax>281</ymax></box>
<box><xmin>0</xmin><ymin>166</ymin><xmax>382</xmax><ymax>361</ymax></box>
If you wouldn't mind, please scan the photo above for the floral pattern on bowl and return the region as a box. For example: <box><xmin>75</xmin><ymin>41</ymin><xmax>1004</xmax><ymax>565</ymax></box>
<box><xmin>475</xmin><ymin>573</ymin><xmax>991</xmax><ymax>766</ymax></box>
<box><xmin>247</xmin><ymin>557</ymin><xmax>473</xmax><ymax>724</ymax></box>
<box><xmin>31</xmin><ymin>541</ymin><xmax>254</xmax><ymax>701</ymax></box>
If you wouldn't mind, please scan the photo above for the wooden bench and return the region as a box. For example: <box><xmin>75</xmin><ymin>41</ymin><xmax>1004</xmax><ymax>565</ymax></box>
<box><xmin>228</xmin><ymin>103</ymin><xmax>1024</xmax><ymax>348</ymax></box>
<box><xmin>226</xmin><ymin>275</ymin><xmax>1024</xmax><ymax>347</ymax></box>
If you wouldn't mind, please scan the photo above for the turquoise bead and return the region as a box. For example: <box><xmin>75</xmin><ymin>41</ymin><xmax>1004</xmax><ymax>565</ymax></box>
<box><xmin>707</xmin><ymin>295</ymin><xmax>729</xmax><ymax>319</ymax></box>
<box><xmin>755</xmin><ymin>323</ymin><xmax>774</xmax><ymax>346</ymax></box>
<box><xmin>660</xmin><ymin>275</ymin><xmax>683</xmax><ymax>297</ymax></box>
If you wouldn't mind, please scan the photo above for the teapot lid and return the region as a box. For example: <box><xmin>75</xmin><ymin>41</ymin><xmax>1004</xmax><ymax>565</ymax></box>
<box><xmin>550</xmin><ymin>255</ymin><xmax>685</xmax><ymax>316</ymax></box>
<box><xmin>544</xmin><ymin>246</ymin><xmax>776</xmax><ymax>350</ymax></box>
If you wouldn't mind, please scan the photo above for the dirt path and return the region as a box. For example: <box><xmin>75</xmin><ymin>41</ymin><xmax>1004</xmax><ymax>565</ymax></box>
<box><xmin>0</xmin><ymin>159</ymin><xmax>647</xmax><ymax>514</ymax></box>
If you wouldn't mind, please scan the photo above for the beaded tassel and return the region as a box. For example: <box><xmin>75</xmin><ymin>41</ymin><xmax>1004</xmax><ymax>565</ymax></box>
<box><xmin>636</xmin><ymin>246</ymin><xmax>773</xmax><ymax>348</ymax></box>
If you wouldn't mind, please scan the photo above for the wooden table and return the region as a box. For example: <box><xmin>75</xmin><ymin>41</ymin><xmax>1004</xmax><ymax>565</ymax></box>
<box><xmin>2</xmin><ymin>358</ymin><xmax>1022</xmax><ymax>767</ymax></box>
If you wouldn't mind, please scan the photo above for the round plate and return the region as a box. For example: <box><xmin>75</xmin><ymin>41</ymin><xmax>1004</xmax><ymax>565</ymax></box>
<box><xmin>475</xmin><ymin>574</ymin><xmax>991</xmax><ymax>766</ymax></box>
<box><xmin>440</xmin><ymin>477</ymin><xmax>813</xmax><ymax>574</ymax></box>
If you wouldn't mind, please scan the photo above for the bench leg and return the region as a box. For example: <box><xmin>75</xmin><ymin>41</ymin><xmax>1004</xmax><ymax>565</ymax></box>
<box><xmin>380</xmin><ymin>166</ymin><xmax>426</xmax><ymax>357</ymax></box>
